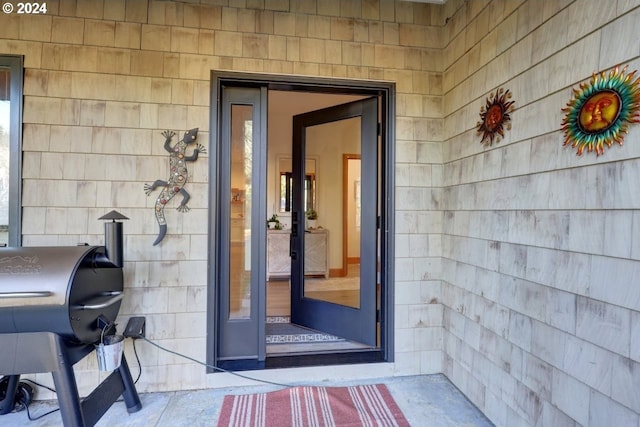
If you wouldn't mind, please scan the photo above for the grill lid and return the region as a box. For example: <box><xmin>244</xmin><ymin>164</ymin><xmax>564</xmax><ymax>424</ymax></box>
<box><xmin>0</xmin><ymin>246</ymin><xmax>99</xmax><ymax>307</ymax></box>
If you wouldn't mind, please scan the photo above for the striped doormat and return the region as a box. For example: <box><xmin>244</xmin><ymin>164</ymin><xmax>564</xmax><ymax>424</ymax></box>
<box><xmin>216</xmin><ymin>384</ymin><xmax>410</xmax><ymax>427</ymax></box>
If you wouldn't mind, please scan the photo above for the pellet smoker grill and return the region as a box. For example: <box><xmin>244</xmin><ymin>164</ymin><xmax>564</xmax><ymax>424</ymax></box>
<box><xmin>0</xmin><ymin>211</ymin><xmax>141</xmax><ymax>426</ymax></box>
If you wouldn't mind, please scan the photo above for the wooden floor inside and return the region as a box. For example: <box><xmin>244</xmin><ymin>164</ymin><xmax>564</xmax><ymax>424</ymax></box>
<box><xmin>266</xmin><ymin>264</ymin><xmax>361</xmax><ymax>317</ymax></box>
<box><xmin>266</xmin><ymin>279</ymin><xmax>292</xmax><ymax>317</ymax></box>
<box><xmin>266</xmin><ymin>265</ymin><xmax>376</xmax><ymax>355</ymax></box>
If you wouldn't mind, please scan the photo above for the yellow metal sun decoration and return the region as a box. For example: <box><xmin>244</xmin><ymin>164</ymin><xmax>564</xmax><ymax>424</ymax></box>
<box><xmin>476</xmin><ymin>88</ymin><xmax>515</xmax><ymax>146</ymax></box>
<box><xmin>561</xmin><ymin>66</ymin><xmax>640</xmax><ymax>156</ymax></box>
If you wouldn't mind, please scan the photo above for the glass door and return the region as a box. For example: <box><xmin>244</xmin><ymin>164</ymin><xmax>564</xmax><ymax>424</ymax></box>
<box><xmin>290</xmin><ymin>97</ymin><xmax>379</xmax><ymax>346</ymax></box>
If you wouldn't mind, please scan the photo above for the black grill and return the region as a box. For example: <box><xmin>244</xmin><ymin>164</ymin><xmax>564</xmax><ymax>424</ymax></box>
<box><xmin>0</xmin><ymin>212</ymin><xmax>141</xmax><ymax>427</ymax></box>
<box><xmin>0</xmin><ymin>245</ymin><xmax>123</xmax><ymax>344</ymax></box>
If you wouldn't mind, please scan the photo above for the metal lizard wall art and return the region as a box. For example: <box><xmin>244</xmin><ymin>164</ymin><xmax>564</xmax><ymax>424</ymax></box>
<box><xmin>144</xmin><ymin>128</ymin><xmax>206</xmax><ymax>245</ymax></box>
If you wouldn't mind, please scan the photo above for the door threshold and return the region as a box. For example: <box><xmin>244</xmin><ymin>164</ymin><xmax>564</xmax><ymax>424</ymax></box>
<box><xmin>265</xmin><ymin>318</ymin><xmax>374</xmax><ymax>355</ymax></box>
<box><xmin>216</xmin><ymin>349</ymin><xmax>383</xmax><ymax>372</ymax></box>
<box><xmin>267</xmin><ymin>340</ymin><xmax>374</xmax><ymax>355</ymax></box>
<box><xmin>265</xmin><ymin>349</ymin><xmax>384</xmax><ymax>369</ymax></box>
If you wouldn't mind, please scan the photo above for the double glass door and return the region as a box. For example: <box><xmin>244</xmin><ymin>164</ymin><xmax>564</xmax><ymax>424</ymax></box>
<box><xmin>213</xmin><ymin>80</ymin><xmax>386</xmax><ymax>367</ymax></box>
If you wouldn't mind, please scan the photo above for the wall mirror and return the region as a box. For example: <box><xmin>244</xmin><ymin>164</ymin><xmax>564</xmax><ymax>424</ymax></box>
<box><xmin>278</xmin><ymin>156</ymin><xmax>316</xmax><ymax>214</ymax></box>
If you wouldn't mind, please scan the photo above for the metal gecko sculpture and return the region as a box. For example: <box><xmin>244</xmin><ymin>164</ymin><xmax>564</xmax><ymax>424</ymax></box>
<box><xmin>144</xmin><ymin>128</ymin><xmax>206</xmax><ymax>245</ymax></box>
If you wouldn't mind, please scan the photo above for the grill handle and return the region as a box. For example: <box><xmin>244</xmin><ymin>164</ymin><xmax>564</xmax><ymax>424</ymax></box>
<box><xmin>0</xmin><ymin>291</ymin><xmax>53</xmax><ymax>298</ymax></box>
<box><xmin>73</xmin><ymin>291</ymin><xmax>123</xmax><ymax>310</ymax></box>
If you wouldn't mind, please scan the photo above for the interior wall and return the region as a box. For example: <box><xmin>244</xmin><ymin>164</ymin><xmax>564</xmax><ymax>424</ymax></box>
<box><xmin>308</xmin><ymin>116</ymin><xmax>361</xmax><ymax>268</ymax></box>
<box><xmin>441</xmin><ymin>1</ymin><xmax>640</xmax><ymax>426</ymax></box>
<box><xmin>267</xmin><ymin>92</ymin><xmax>366</xmax><ymax>270</ymax></box>
<box><xmin>267</xmin><ymin>91</ymin><xmax>365</xmax><ymax>220</ymax></box>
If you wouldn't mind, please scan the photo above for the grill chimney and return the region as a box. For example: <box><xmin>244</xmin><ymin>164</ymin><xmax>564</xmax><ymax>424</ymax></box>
<box><xmin>98</xmin><ymin>210</ymin><xmax>129</xmax><ymax>268</ymax></box>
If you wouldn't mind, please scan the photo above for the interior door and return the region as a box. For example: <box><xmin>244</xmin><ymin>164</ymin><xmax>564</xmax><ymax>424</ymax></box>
<box><xmin>290</xmin><ymin>97</ymin><xmax>378</xmax><ymax>346</ymax></box>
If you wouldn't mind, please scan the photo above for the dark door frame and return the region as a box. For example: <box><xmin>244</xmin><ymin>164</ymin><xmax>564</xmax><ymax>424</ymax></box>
<box><xmin>207</xmin><ymin>71</ymin><xmax>396</xmax><ymax>371</ymax></box>
<box><xmin>0</xmin><ymin>55</ymin><xmax>23</xmax><ymax>247</ymax></box>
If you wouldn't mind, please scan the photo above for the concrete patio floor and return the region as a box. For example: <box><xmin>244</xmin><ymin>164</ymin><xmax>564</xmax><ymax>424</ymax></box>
<box><xmin>1</xmin><ymin>374</ymin><xmax>494</xmax><ymax>427</ymax></box>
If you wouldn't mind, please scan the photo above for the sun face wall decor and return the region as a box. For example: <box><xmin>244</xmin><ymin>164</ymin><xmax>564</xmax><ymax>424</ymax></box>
<box><xmin>561</xmin><ymin>66</ymin><xmax>640</xmax><ymax>156</ymax></box>
<box><xmin>476</xmin><ymin>88</ymin><xmax>515</xmax><ymax>146</ymax></box>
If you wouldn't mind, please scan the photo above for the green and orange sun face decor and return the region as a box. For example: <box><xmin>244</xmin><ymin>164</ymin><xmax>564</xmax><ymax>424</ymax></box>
<box><xmin>561</xmin><ymin>66</ymin><xmax>640</xmax><ymax>156</ymax></box>
<box><xmin>476</xmin><ymin>88</ymin><xmax>515</xmax><ymax>146</ymax></box>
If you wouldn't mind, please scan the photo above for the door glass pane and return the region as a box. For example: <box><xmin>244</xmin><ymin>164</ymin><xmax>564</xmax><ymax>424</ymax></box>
<box><xmin>0</xmin><ymin>68</ymin><xmax>10</xmax><ymax>246</ymax></box>
<box><xmin>229</xmin><ymin>105</ymin><xmax>253</xmax><ymax>319</ymax></box>
<box><xmin>303</xmin><ymin>117</ymin><xmax>361</xmax><ymax>309</ymax></box>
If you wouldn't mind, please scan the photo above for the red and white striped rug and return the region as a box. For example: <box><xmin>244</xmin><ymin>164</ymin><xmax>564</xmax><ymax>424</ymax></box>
<box><xmin>216</xmin><ymin>383</ymin><xmax>410</xmax><ymax>427</ymax></box>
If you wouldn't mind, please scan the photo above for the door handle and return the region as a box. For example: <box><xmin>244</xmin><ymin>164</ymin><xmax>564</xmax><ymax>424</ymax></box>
<box><xmin>291</xmin><ymin>211</ymin><xmax>298</xmax><ymax>237</ymax></box>
<box><xmin>289</xmin><ymin>233</ymin><xmax>297</xmax><ymax>260</ymax></box>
